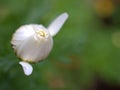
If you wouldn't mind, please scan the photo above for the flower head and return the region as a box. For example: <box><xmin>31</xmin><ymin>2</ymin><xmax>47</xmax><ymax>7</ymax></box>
<box><xmin>11</xmin><ymin>12</ymin><xmax>69</xmax><ymax>76</ymax></box>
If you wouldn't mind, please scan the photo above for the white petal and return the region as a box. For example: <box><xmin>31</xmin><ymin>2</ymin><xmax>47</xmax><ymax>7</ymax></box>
<box><xmin>17</xmin><ymin>35</ymin><xmax>53</xmax><ymax>62</ymax></box>
<box><xmin>19</xmin><ymin>61</ymin><xmax>33</xmax><ymax>76</ymax></box>
<box><xmin>11</xmin><ymin>24</ymin><xmax>53</xmax><ymax>62</ymax></box>
<box><xmin>48</xmin><ymin>12</ymin><xmax>69</xmax><ymax>37</ymax></box>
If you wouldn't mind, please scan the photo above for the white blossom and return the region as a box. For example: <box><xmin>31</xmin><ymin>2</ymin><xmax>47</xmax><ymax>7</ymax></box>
<box><xmin>11</xmin><ymin>12</ymin><xmax>68</xmax><ymax>76</ymax></box>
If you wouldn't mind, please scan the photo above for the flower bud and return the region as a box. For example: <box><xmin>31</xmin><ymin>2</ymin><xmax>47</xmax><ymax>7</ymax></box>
<box><xmin>11</xmin><ymin>13</ymin><xmax>69</xmax><ymax>76</ymax></box>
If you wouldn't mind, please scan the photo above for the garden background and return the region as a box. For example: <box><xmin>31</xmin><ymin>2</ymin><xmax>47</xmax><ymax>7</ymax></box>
<box><xmin>0</xmin><ymin>0</ymin><xmax>120</xmax><ymax>90</ymax></box>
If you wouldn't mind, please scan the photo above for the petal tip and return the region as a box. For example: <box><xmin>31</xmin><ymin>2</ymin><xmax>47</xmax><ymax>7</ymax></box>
<box><xmin>19</xmin><ymin>61</ymin><xmax>33</xmax><ymax>76</ymax></box>
<box><xmin>62</xmin><ymin>12</ymin><xmax>69</xmax><ymax>18</ymax></box>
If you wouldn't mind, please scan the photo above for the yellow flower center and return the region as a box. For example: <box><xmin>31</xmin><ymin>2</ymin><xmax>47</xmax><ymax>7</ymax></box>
<box><xmin>36</xmin><ymin>30</ymin><xmax>46</xmax><ymax>37</ymax></box>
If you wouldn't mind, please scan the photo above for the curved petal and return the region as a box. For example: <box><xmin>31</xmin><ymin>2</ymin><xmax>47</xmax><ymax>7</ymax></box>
<box><xmin>48</xmin><ymin>12</ymin><xmax>69</xmax><ymax>37</ymax></box>
<box><xmin>19</xmin><ymin>61</ymin><xmax>33</xmax><ymax>76</ymax></box>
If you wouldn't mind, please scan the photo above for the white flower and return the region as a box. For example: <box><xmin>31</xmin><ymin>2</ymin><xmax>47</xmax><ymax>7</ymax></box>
<box><xmin>11</xmin><ymin>12</ymin><xmax>68</xmax><ymax>76</ymax></box>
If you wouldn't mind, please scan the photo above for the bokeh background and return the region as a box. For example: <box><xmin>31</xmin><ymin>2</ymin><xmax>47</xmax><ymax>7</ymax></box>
<box><xmin>0</xmin><ymin>0</ymin><xmax>120</xmax><ymax>90</ymax></box>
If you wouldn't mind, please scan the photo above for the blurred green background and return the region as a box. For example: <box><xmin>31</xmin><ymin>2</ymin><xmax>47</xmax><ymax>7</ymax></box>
<box><xmin>0</xmin><ymin>0</ymin><xmax>120</xmax><ymax>90</ymax></box>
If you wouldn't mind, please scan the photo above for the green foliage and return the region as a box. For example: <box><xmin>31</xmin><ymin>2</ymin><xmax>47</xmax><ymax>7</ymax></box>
<box><xmin>0</xmin><ymin>0</ymin><xmax>120</xmax><ymax>90</ymax></box>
